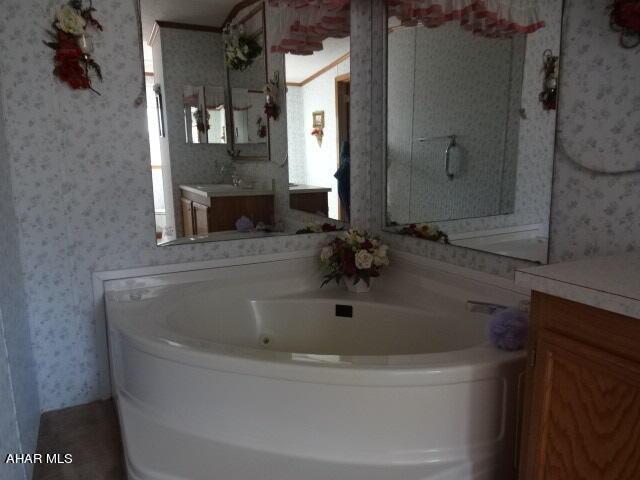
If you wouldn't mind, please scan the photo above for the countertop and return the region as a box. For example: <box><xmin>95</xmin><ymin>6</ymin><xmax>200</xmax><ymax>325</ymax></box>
<box><xmin>515</xmin><ymin>253</ymin><xmax>640</xmax><ymax>319</ymax></box>
<box><xmin>181</xmin><ymin>183</ymin><xmax>331</xmax><ymax>198</ymax></box>
<box><xmin>180</xmin><ymin>184</ymin><xmax>274</xmax><ymax>198</ymax></box>
<box><xmin>289</xmin><ymin>184</ymin><xmax>332</xmax><ymax>194</ymax></box>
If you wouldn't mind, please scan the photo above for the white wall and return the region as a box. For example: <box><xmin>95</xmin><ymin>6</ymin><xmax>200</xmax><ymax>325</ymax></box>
<box><xmin>286</xmin><ymin>86</ymin><xmax>307</xmax><ymax>185</ymax></box>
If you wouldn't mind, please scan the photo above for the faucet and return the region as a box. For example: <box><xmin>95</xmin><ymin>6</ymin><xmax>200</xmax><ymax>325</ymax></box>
<box><xmin>467</xmin><ymin>300</ymin><xmax>530</xmax><ymax>314</ymax></box>
<box><xmin>220</xmin><ymin>164</ymin><xmax>241</xmax><ymax>187</ymax></box>
<box><xmin>231</xmin><ymin>173</ymin><xmax>241</xmax><ymax>188</ymax></box>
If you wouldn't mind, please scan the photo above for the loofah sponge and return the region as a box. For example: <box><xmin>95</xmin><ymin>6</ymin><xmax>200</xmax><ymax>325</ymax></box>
<box><xmin>235</xmin><ymin>216</ymin><xmax>254</xmax><ymax>232</ymax></box>
<box><xmin>487</xmin><ymin>307</ymin><xmax>529</xmax><ymax>351</ymax></box>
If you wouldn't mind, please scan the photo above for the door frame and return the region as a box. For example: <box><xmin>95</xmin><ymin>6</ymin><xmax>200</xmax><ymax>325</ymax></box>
<box><xmin>335</xmin><ymin>73</ymin><xmax>351</xmax><ymax>222</ymax></box>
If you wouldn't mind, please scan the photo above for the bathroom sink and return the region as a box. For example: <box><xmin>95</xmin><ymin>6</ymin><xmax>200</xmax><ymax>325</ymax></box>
<box><xmin>180</xmin><ymin>183</ymin><xmax>273</xmax><ymax>198</ymax></box>
<box><xmin>194</xmin><ymin>184</ymin><xmax>241</xmax><ymax>192</ymax></box>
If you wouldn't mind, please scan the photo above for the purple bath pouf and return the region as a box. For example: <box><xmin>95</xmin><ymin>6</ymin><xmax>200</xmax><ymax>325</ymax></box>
<box><xmin>487</xmin><ymin>308</ymin><xmax>529</xmax><ymax>351</ymax></box>
<box><xmin>235</xmin><ymin>216</ymin><xmax>254</xmax><ymax>233</ymax></box>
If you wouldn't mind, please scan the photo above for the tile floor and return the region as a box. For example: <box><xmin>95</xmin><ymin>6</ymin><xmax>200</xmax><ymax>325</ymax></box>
<box><xmin>33</xmin><ymin>400</ymin><xmax>125</xmax><ymax>480</ymax></box>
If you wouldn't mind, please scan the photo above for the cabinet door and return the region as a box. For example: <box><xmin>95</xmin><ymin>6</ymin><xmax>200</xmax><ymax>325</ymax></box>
<box><xmin>521</xmin><ymin>329</ymin><xmax>640</xmax><ymax>479</ymax></box>
<box><xmin>290</xmin><ymin>192</ymin><xmax>329</xmax><ymax>217</ymax></box>
<box><xmin>181</xmin><ymin>198</ymin><xmax>194</xmax><ymax>236</ymax></box>
<box><xmin>209</xmin><ymin>196</ymin><xmax>274</xmax><ymax>232</ymax></box>
<box><xmin>192</xmin><ymin>202</ymin><xmax>210</xmax><ymax>235</ymax></box>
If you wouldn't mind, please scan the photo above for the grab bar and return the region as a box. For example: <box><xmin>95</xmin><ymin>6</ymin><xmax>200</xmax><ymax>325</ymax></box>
<box><xmin>444</xmin><ymin>135</ymin><xmax>456</xmax><ymax>179</ymax></box>
<box><xmin>414</xmin><ymin>134</ymin><xmax>451</xmax><ymax>143</ymax></box>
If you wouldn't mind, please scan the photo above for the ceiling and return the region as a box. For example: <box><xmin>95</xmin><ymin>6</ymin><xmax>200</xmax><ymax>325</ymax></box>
<box><xmin>141</xmin><ymin>0</ymin><xmax>351</xmax><ymax>82</ymax></box>
<box><xmin>285</xmin><ymin>37</ymin><xmax>351</xmax><ymax>84</ymax></box>
<box><xmin>140</xmin><ymin>0</ymin><xmax>239</xmax><ymax>45</ymax></box>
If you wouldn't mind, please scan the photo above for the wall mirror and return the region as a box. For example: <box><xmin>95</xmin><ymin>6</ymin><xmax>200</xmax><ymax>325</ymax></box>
<box><xmin>226</xmin><ymin>6</ymin><xmax>270</xmax><ymax>159</ymax></box>
<box><xmin>384</xmin><ymin>1</ymin><xmax>563</xmax><ymax>264</ymax></box>
<box><xmin>140</xmin><ymin>0</ymin><xmax>351</xmax><ymax>245</ymax></box>
<box><xmin>183</xmin><ymin>85</ymin><xmax>227</xmax><ymax>144</ymax></box>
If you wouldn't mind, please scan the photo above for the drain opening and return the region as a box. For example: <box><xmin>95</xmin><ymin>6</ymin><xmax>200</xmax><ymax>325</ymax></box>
<box><xmin>335</xmin><ymin>304</ymin><xmax>353</xmax><ymax>318</ymax></box>
<box><xmin>259</xmin><ymin>335</ymin><xmax>272</xmax><ymax>346</ymax></box>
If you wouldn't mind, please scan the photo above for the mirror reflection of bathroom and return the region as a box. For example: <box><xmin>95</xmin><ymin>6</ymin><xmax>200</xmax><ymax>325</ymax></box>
<box><xmin>140</xmin><ymin>0</ymin><xmax>351</xmax><ymax>246</ymax></box>
<box><xmin>183</xmin><ymin>85</ymin><xmax>227</xmax><ymax>144</ymax></box>
<box><xmin>141</xmin><ymin>0</ymin><xmax>349</xmax><ymax>245</ymax></box>
<box><xmin>285</xmin><ymin>34</ymin><xmax>351</xmax><ymax>222</ymax></box>
<box><xmin>385</xmin><ymin>1</ymin><xmax>563</xmax><ymax>264</ymax></box>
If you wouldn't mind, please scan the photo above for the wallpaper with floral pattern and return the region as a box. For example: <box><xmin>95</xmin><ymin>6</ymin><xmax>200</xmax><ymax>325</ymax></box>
<box><xmin>558</xmin><ymin>0</ymin><xmax>640</xmax><ymax>174</ymax></box>
<box><xmin>0</xmin><ymin>72</ymin><xmax>40</xmax><ymax>477</ymax></box>
<box><xmin>548</xmin><ymin>0</ymin><xmax>640</xmax><ymax>261</ymax></box>
<box><xmin>0</xmin><ymin>309</ymin><xmax>27</xmax><ymax>480</ymax></box>
<box><xmin>0</xmin><ymin>0</ymin><xmax>335</xmax><ymax>411</ymax></box>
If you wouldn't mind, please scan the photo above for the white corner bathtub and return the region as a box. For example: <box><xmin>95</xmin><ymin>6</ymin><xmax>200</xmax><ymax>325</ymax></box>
<box><xmin>105</xmin><ymin>255</ymin><xmax>526</xmax><ymax>480</ymax></box>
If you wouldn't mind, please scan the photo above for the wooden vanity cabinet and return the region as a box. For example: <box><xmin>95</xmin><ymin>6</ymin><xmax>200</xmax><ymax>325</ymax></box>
<box><xmin>192</xmin><ymin>201</ymin><xmax>210</xmax><ymax>235</ymax></box>
<box><xmin>181</xmin><ymin>198</ymin><xmax>195</xmax><ymax>236</ymax></box>
<box><xmin>290</xmin><ymin>191</ymin><xmax>329</xmax><ymax>217</ymax></box>
<box><xmin>519</xmin><ymin>292</ymin><xmax>640</xmax><ymax>479</ymax></box>
<box><xmin>180</xmin><ymin>189</ymin><xmax>274</xmax><ymax>235</ymax></box>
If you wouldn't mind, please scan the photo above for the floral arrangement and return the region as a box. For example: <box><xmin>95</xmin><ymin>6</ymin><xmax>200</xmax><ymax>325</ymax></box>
<box><xmin>44</xmin><ymin>0</ymin><xmax>103</xmax><ymax>92</ymax></box>
<box><xmin>311</xmin><ymin>127</ymin><xmax>324</xmax><ymax>146</ymax></box>
<box><xmin>320</xmin><ymin>230</ymin><xmax>389</xmax><ymax>288</ymax></box>
<box><xmin>296</xmin><ymin>222</ymin><xmax>342</xmax><ymax>234</ymax></box>
<box><xmin>397</xmin><ymin>223</ymin><xmax>449</xmax><ymax>243</ymax></box>
<box><xmin>609</xmin><ymin>0</ymin><xmax>640</xmax><ymax>48</ymax></box>
<box><xmin>223</xmin><ymin>25</ymin><xmax>263</xmax><ymax>71</ymax></box>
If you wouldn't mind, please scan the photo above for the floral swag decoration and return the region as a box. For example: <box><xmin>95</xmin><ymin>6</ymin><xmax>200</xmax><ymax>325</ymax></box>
<box><xmin>263</xmin><ymin>73</ymin><xmax>281</xmax><ymax>120</ymax></box>
<box><xmin>610</xmin><ymin>0</ymin><xmax>640</xmax><ymax>48</ymax></box>
<box><xmin>296</xmin><ymin>222</ymin><xmax>342</xmax><ymax>234</ymax></box>
<box><xmin>44</xmin><ymin>0</ymin><xmax>103</xmax><ymax>93</ymax></box>
<box><xmin>397</xmin><ymin>223</ymin><xmax>449</xmax><ymax>243</ymax></box>
<box><xmin>311</xmin><ymin>127</ymin><xmax>324</xmax><ymax>146</ymax></box>
<box><xmin>224</xmin><ymin>25</ymin><xmax>263</xmax><ymax>71</ymax></box>
<box><xmin>320</xmin><ymin>230</ymin><xmax>389</xmax><ymax>288</ymax></box>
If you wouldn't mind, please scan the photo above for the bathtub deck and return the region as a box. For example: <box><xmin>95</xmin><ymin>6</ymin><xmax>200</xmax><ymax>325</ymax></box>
<box><xmin>34</xmin><ymin>400</ymin><xmax>125</xmax><ymax>480</ymax></box>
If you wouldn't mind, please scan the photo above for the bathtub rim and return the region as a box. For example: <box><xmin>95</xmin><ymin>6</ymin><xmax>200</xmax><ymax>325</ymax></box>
<box><xmin>108</xmin><ymin>308</ymin><xmax>525</xmax><ymax>388</ymax></box>
<box><xmin>96</xmin><ymin>249</ymin><xmax>528</xmax><ymax>397</ymax></box>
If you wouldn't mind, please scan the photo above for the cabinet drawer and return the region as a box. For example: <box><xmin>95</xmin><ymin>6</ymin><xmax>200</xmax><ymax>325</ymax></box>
<box><xmin>532</xmin><ymin>292</ymin><xmax>640</xmax><ymax>364</ymax></box>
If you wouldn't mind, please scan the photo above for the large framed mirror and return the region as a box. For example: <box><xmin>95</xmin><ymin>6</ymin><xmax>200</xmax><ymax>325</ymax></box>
<box><xmin>140</xmin><ymin>0</ymin><xmax>351</xmax><ymax>245</ymax></box>
<box><xmin>384</xmin><ymin>1</ymin><xmax>563</xmax><ymax>264</ymax></box>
